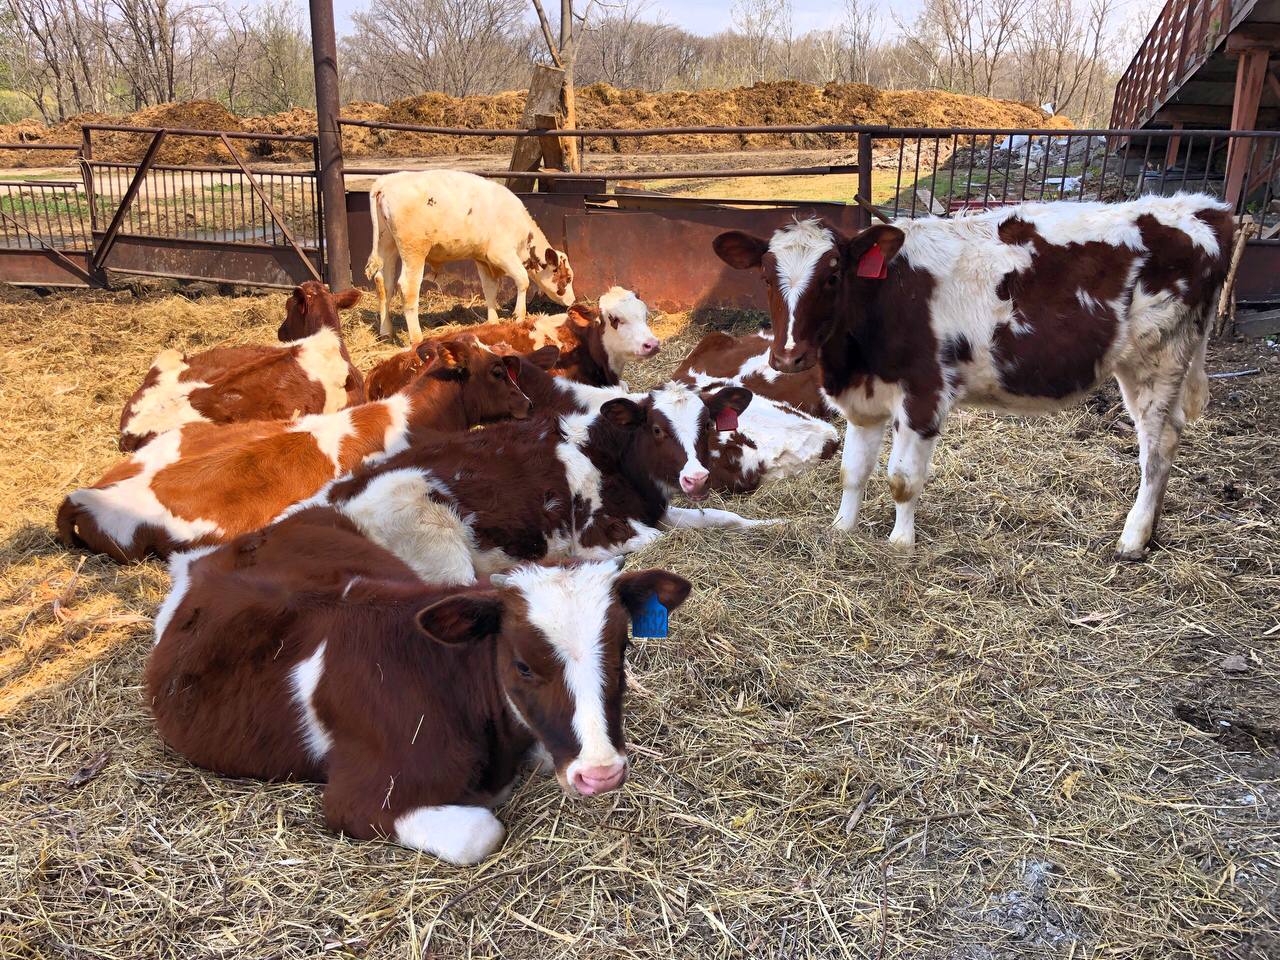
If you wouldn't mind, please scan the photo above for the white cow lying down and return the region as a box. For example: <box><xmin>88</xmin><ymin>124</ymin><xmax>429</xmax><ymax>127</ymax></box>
<box><xmin>366</xmin><ymin>170</ymin><xmax>576</xmax><ymax>340</ymax></box>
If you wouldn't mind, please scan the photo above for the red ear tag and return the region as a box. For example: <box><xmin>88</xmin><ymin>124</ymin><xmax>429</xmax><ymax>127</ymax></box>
<box><xmin>715</xmin><ymin>407</ymin><xmax>739</xmax><ymax>432</ymax></box>
<box><xmin>856</xmin><ymin>245</ymin><xmax>888</xmax><ymax>280</ymax></box>
<box><xmin>503</xmin><ymin>359</ymin><xmax>519</xmax><ymax>384</ymax></box>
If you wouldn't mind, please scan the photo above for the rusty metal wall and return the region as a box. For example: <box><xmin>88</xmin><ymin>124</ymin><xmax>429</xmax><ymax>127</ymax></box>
<box><xmin>345</xmin><ymin>189</ymin><xmax>866</xmax><ymax>312</ymax></box>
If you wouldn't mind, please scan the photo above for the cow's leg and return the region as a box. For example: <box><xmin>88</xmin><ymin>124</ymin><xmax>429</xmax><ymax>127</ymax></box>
<box><xmin>393</xmin><ymin>805</ymin><xmax>506</xmax><ymax>864</ymax></box>
<box><xmin>833</xmin><ymin>419</ymin><xmax>888</xmax><ymax>531</ymax></box>
<box><xmin>325</xmin><ymin>751</ymin><xmax>505</xmax><ymax>865</ymax></box>
<box><xmin>375</xmin><ymin>236</ymin><xmax>400</xmax><ymax>337</ymax></box>
<box><xmin>494</xmin><ymin>254</ymin><xmax>530</xmax><ymax>323</ymax></box>
<box><xmin>885</xmin><ymin>415</ymin><xmax>943</xmax><ymax>551</ymax></box>
<box><xmin>663</xmin><ymin>506</ymin><xmax>778</xmax><ymax>529</ymax></box>
<box><xmin>1114</xmin><ymin>360</ymin><xmax>1191</xmax><ymax>560</ymax></box>
<box><xmin>475</xmin><ymin>261</ymin><xmax>501</xmax><ymax>323</ymax></box>
<box><xmin>398</xmin><ymin>254</ymin><xmax>426</xmax><ymax>342</ymax></box>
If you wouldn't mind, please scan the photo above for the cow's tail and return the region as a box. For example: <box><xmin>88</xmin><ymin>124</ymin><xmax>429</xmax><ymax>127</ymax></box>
<box><xmin>364</xmin><ymin>186</ymin><xmax>385</xmax><ymax>280</ymax></box>
<box><xmin>1182</xmin><ymin>313</ymin><xmax>1212</xmax><ymax>422</ymax></box>
<box><xmin>56</xmin><ymin>496</ymin><xmax>83</xmax><ymax>549</ymax></box>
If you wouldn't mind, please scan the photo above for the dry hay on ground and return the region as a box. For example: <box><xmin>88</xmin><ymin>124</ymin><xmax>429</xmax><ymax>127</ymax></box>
<box><xmin>0</xmin><ymin>81</ymin><xmax>1067</xmax><ymax>168</ymax></box>
<box><xmin>0</xmin><ymin>287</ymin><xmax>1277</xmax><ymax>959</ymax></box>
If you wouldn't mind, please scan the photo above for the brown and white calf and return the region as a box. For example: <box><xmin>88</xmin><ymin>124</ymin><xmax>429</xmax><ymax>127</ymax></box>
<box><xmin>57</xmin><ymin>338</ymin><xmax>537</xmax><ymax>563</ymax></box>
<box><xmin>366</xmin><ymin>170</ymin><xmax>575</xmax><ymax>340</ymax></box>
<box><xmin>119</xmin><ymin>282</ymin><xmax>365</xmax><ymax>452</ymax></box>
<box><xmin>147</xmin><ymin>508</ymin><xmax>690</xmax><ymax>864</ymax></box>
<box><xmin>714</xmin><ymin>194</ymin><xmax>1232</xmax><ymax>558</ymax></box>
<box><xmin>674</xmin><ymin>328</ymin><xmax>833</xmax><ymax>419</ymax></box>
<box><xmin>365</xmin><ymin>287</ymin><xmax>659</xmax><ymax>400</ymax></box>
<box><xmin>291</xmin><ymin>382</ymin><xmax>768</xmax><ymax>585</ymax></box>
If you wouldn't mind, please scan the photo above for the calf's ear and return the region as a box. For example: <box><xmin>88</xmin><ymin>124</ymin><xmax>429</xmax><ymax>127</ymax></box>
<box><xmin>713</xmin><ymin>231</ymin><xmax>768</xmax><ymax>269</ymax></box>
<box><xmin>600</xmin><ymin>398</ymin><xmax>646</xmax><ymax>430</ymax></box>
<box><xmin>416</xmin><ymin>593</ymin><xmax>503</xmax><ymax>646</ymax></box>
<box><xmin>529</xmin><ymin>344</ymin><xmax>561</xmax><ymax>369</ymax></box>
<box><xmin>616</xmin><ymin>570</ymin><xmax>692</xmax><ymax>618</ymax></box>
<box><xmin>425</xmin><ymin>339</ymin><xmax>469</xmax><ymax>380</ymax></box>
<box><xmin>706</xmin><ymin>385</ymin><xmax>753</xmax><ymax>417</ymax></box>
<box><xmin>415</xmin><ymin>340</ymin><xmax>438</xmax><ymax>364</ymax></box>
<box><xmin>333</xmin><ymin>288</ymin><xmax>362</xmax><ymax>310</ymax></box>
<box><xmin>567</xmin><ymin>304</ymin><xmax>597</xmax><ymax>327</ymax></box>
<box><xmin>843</xmin><ymin>225</ymin><xmax>905</xmax><ymax>277</ymax></box>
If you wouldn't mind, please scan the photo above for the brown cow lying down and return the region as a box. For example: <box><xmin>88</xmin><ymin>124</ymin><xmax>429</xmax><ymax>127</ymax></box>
<box><xmin>673</xmin><ymin>328</ymin><xmax>834</xmax><ymax>419</ymax></box>
<box><xmin>148</xmin><ymin>507</ymin><xmax>690</xmax><ymax>864</ymax></box>
<box><xmin>119</xmin><ymin>282</ymin><xmax>365</xmax><ymax>452</ymax></box>
<box><xmin>288</xmin><ymin>381</ymin><xmax>772</xmax><ymax>585</ymax></box>
<box><xmin>57</xmin><ymin>338</ymin><xmax>552</xmax><ymax>563</ymax></box>
<box><xmin>366</xmin><ymin>287</ymin><xmax>659</xmax><ymax>399</ymax></box>
<box><xmin>714</xmin><ymin>194</ymin><xmax>1233</xmax><ymax>558</ymax></box>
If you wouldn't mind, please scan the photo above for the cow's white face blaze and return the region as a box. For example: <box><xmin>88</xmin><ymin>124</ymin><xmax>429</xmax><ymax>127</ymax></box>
<box><xmin>598</xmin><ymin>287</ymin><xmax>661</xmax><ymax>366</ymax></box>
<box><xmin>418</xmin><ymin>562</ymin><xmax>691</xmax><ymax>798</ymax></box>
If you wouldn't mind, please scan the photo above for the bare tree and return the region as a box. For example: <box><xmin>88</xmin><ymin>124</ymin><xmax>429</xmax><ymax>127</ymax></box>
<box><xmin>732</xmin><ymin>0</ymin><xmax>793</xmax><ymax>83</ymax></box>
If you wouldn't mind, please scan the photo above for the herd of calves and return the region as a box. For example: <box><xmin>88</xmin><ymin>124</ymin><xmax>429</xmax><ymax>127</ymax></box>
<box><xmin>53</xmin><ymin>171</ymin><xmax>1234</xmax><ymax>865</ymax></box>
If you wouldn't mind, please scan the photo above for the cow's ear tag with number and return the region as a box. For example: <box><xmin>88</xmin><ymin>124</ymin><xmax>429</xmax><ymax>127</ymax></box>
<box><xmin>715</xmin><ymin>407</ymin><xmax>739</xmax><ymax>432</ymax></box>
<box><xmin>630</xmin><ymin>593</ymin><xmax>669</xmax><ymax>638</ymax></box>
<box><xmin>856</xmin><ymin>245</ymin><xmax>888</xmax><ymax>280</ymax></box>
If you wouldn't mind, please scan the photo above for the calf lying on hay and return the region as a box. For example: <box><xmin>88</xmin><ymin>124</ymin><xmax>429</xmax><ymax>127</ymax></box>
<box><xmin>0</xmin><ymin>287</ymin><xmax>1275</xmax><ymax>958</ymax></box>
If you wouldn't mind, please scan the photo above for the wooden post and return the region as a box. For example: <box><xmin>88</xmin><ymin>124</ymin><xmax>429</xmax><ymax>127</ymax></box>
<box><xmin>507</xmin><ymin>65</ymin><xmax>566</xmax><ymax>192</ymax></box>
<box><xmin>1224</xmin><ymin>48</ymin><xmax>1269</xmax><ymax>210</ymax></box>
<box><xmin>1164</xmin><ymin>122</ymin><xmax>1183</xmax><ymax>169</ymax></box>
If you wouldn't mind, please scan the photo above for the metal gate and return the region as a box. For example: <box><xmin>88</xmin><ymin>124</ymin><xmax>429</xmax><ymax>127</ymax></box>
<box><xmin>0</xmin><ymin>126</ymin><xmax>326</xmax><ymax>289</ymax></box>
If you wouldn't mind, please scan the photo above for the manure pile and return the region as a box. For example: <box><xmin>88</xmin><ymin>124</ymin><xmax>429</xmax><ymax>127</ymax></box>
<box><xmin>0</xmin><ymin>81</ymin><xmax>1066</xmax><ymax>167</ymax></box>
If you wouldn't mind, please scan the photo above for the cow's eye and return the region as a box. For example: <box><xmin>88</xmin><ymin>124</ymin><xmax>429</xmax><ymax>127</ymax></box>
<box><xmin>514</xmin><ymin>660</ymin><xmax>532</xmax><ymax>678</ymax></box>
<box><xmin>825</xmin><ymin>272</ymin><xmax>838</xmax><ymax>286</ymax></box>
<box><xmin>492</xmin><ymin>364</ymin><xmax>506</xmax><ymax>378</ymax></box>
<box><xmin>651</xmin><ymin>424</ymin><xmax>664</xmax><ymax>440</ymax></box>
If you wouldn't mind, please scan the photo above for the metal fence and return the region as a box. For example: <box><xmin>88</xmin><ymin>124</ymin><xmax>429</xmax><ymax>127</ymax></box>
<box><xmin>0</xmin><ymin>127</ymin><xmax>326</xmax><ymax>287</ymax></box>
<box><xmin>4</xmin><ymin>119</ymin><xmax>1280</xmax><ymax>294</ymax></box>
<box><xmin>337</xmin><ymin>118</ymin><xmax>1280</xmax><ymax>230</ymax></box>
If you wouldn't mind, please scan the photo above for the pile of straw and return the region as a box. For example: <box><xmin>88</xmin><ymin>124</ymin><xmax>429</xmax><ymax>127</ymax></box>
<box><xmin>0</xmin><ymin>286</ymin><xmax>1275</xmax><ymax>958</ymax></box>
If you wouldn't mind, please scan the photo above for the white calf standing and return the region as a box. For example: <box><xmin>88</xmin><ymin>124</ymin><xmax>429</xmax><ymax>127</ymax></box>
<box><xmin>366</xmin><ymin>170</ymin><xmax>576</xmax><ymax>340</ymax></box>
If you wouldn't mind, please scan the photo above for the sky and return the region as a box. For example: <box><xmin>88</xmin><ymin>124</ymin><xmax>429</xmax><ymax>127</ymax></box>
<box><xmin>327</xmin><ymin>0</ymin><xmax>1158</xmax><ymax>50</ymax></box>
<box><xmin>328</xmin><ymin>0</ymin><xmax>923</xmax><ymax>35</ymax></box>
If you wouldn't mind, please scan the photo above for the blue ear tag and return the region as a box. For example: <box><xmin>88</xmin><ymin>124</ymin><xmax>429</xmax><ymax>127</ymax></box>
<box><xmin>631</xmin><ymin>593</ymin><xmax>669</xmax><ymax>638</ymax></box>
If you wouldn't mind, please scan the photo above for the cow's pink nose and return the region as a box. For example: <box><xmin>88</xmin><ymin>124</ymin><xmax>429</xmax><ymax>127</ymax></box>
<box><xmin>680</xmin><ymin>470</ymin><xmax>709</xmax><ymax>498</ymax></box>
<box><xmin>640</xmin><ymin>339</ymin><xmax>660</xmax><ymax>356</ymax></box>
<box><xmin>572</xmin><ymin>763</ymin><xmax>627</xmax><ymax>796</ymax></box>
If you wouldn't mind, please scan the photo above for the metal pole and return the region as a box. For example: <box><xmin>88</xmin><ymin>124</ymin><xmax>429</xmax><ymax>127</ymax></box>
<box><xmin>309</xmin><ymin>0</ymin><xmax>351</xmax><ymax>290</ymax></box>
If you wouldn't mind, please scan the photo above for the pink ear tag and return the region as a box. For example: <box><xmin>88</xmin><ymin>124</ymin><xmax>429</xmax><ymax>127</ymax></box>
<box><xmin>715</xmin><ymin>407</ymin><xmax>739</xmax><ymax>432</ymax></box>
<box><xmin>856</xmin><ymin>245</ymin><xmax>888</xmax><ymax>280</ymax></box>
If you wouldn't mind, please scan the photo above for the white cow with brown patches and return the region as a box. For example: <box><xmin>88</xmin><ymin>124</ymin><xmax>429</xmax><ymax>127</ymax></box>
<box><xmin>365</xmin><ymin>170</ymin><xmax>575</xmax><ymax>341</ymax></box>
<box><xmin>715</xmin><ymin>194</ymin><xmax>1233</xmax><ymax>559</ymax></box>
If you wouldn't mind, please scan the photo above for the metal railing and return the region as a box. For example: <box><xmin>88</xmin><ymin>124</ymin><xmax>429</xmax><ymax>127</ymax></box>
<box><xmin>871</xmin><ymin>127</ymin><xmax>1280</xmax><ymax>233</ymax></box>
<box><xmin>0</xmin><ymin>143</ymin><xmax>89</xmax><ymax>252</ymax></box>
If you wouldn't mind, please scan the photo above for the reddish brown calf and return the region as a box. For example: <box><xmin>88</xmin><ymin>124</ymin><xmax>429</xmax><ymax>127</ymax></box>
<box><xmin>119</xmin><ymin>282</ymin><xmax>364</xmax><ymax>452</ymax></box>
<box><xmin>293</xmin><ymin>381</ymin><xmax>767</xmax><ymax>585</ymax></box>
<box><xmin>366</xmin><ymin>287</ymin><xmax>658</xmax><ymax>399</ymax></box>
<box><xmin>58</xmin><ymin>337</ymin><xmax>535</xmax><ymax>563</ymax></box>
<box><xmin>674</xmin><ymin>329</ymin><xmax>832</xmax><ymax>419</ymax></box>
<box><xmin>147</xmin><ymin>507</ymin><xmax>690</xmax><ymax>864</ymax></box>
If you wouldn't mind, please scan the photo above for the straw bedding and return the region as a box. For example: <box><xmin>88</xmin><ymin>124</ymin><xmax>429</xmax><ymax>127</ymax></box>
<box><xmin>0</xmin><ymin>286</ymin><xmax>1276</xmax><ymax>958</ymax></box>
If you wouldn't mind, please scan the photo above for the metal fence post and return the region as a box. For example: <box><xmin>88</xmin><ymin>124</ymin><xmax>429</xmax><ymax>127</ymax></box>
<box><xmin>309</xmin><ymin>0</ymin><xmax>351</xmax><ymax>291</ymax></box>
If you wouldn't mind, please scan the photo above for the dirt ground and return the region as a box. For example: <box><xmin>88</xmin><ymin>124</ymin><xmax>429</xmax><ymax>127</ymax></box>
<box><xmin>0</xmin><ymin>286</ymin><xmax>1276</xmax><ymax>959</ymax></box>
